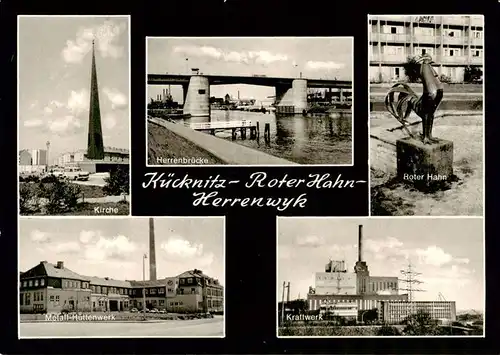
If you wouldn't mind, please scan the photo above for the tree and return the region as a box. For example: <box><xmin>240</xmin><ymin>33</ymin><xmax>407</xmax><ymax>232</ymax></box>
<box><xmin>403</xmin><ymin>56</ymin><xmax>421</xmax><ymax>83</ymax></box>
<box><xmin>38</xmin><ymin>179</ymin><xmax>81</xmax><ymax>214</ymax></box>
<box><xmin>103</xmin><ymin>166</ymin><xmax>130</xmax><ymax>196</ymax></box>
<box><xmin>402</xmin><ymin>310</ymin><xmax>441</xmax><ymax>335</ymax></box>
<box><xmin>20</xmin><ymin>184</ymin><xmax>40</xmax><ymax>214</ymax></box>
<box><xmin>464</xmin><ymin>66</ymin><xmax>482</xmax><ymax>83</ymax></box>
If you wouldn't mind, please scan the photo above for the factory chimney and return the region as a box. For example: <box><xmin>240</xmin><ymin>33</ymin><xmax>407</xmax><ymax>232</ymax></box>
<box><xmin>286</xmin><ymin>282</ymin><xmax>290</xmax><ymax>303</ymax></box>
<box><xmin>149</xmin><ymin>218</ymin><xmax>157</xmax><ymax>281</ymax></box>
<box><xmin>358</xmin><ymin>224</ymin><xmax>363</xmax><ymax>262</ymax></box>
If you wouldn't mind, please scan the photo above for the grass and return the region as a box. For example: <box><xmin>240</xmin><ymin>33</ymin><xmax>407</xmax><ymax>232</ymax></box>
<box><xmin>148</xmin><ymin>121</ymin><xmax>226</xmax><ymax>165</ymax></box>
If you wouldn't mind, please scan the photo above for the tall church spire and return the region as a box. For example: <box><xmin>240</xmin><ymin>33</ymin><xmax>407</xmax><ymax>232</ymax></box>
<box><xmin>86</xmin><ymin>39</ymin><xmax>104</xmax><ymax>160</ymax></box>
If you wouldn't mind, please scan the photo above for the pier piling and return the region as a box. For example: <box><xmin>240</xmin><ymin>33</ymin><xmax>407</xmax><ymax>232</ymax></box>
<box><xmin>264</xmin><ymin>123</ymin><xmax>271</xmax><ymax>143</ymax></box>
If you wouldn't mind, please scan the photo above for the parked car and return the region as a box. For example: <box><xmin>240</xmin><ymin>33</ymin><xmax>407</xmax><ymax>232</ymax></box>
<box><xmin>50</xmin><ymin>167</ymin><xmax>65</xmax><ymax>178</ymax></box>
<box><xmin>158</xmin><ymin>309</ymin><xmax>166</xmax><ymax>314</ymax></box>
<box><xmin>130</xmin><ymin>308</ymin><xmax>138</xmax><ymax>313</ymax></box>
<box><xmin>149</xmin><ymin>308</ymin><xmax>159</xmax><ymax>313</ymax></box>
<box><xmin>63</xmin><ymin>166</ymin><xmax>90</xmax><ymax>181</ymax></box>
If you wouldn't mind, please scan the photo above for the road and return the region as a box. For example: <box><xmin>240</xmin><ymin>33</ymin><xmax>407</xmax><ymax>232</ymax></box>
<box><xmin>20</xmin><ymin>316</ymin><xmax>224</xmax><ymax>338</ymax></box>
<box><xmin>71</xmin><ymin>172</ymin><xmax>109</xmax><ymax>187</ymax></box>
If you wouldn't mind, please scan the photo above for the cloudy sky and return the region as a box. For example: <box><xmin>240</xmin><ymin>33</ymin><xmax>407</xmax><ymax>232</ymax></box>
<box><xmin>19</xmin><ymin>218</ymin><xmax>225</xmax><ymax>283</ymax></box>
<box><xmin>147</xmin><ymin>37</ymin><xmax>353</xmax><ymax>104</ymax></box>
<box><xmin>18</xmin><ymin>16</ymin><xmax>130</xmax><ymax>160</ymax></box>
<box><xmin>278</xmin><ymin>218</ymin><xmax>484</xmax><ymax>312</ymax></box>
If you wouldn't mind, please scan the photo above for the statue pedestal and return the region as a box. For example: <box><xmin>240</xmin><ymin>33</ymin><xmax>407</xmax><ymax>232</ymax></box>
<box><xmin>396</xmin><ymin>137</ymin><xmax>453</xmax><ymax>190</ymax></box>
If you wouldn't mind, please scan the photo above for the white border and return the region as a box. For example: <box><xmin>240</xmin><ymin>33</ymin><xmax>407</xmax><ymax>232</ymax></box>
<box><xmin>17</xmin><ymin>15</ymin><xmax>132</xmax><ymax>218</ymax></box>
<box><xmin>275</xmin><ymin>216</ymin><xmax>486</xmax><ymax>339</ymax></box>
<box><xmin>367</xmin><ymin>14</ymin><xmax>485</xmax><ymax>218</ymax></box>
<box><xmin>18</xmin><ymin>215</ymin><xmax>226</xmax><ymax>339</ymax></box>
<box><xmin>145</xmin><ymin>36</ymin><xmax>355</xmax><ymax>167</ymax></box>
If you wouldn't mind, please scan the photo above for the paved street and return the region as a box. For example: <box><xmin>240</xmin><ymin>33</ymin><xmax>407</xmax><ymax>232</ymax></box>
<box><xmin>71</xmin><ymin>172</ymin><xmax>109</xmax><ymax>187</ymax></box>
<box><xmin>20</xmin><ymin>316</ymin><xmax>224</xmax><ymax>337</ymax></box>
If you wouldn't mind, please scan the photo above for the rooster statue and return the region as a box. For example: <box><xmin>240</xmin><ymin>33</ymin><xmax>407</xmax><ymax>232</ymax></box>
<box><xmin>384</xmin><ymin>53</ymin><xmax>444</xmax><ymax>145</ymax></box>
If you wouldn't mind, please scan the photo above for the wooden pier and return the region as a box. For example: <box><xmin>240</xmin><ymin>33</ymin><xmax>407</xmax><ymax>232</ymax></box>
<box><xmin>186</xmin><ymin>120</ymin><xmax>260</xmax><ymax>140</ymax></box>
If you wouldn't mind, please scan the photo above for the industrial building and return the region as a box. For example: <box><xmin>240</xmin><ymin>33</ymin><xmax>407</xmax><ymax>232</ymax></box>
<box><xmin>369</xmin><ymin>15</ymin><xmax>484</xmax><ymax>83</ymax></box>
<box><xmin>19</xmin><ymin>218</ymin><xmax>223</xmax><ymax>314</ymax></box>
<box><xmin>306</xmin><ymin>224</ymin><xmax>456</xmax><ymax>324</ymax></box>
<box><xmin>19</xmin><ymin>261</ymin><xmax>223</xmax><ymax>314</ymax></box>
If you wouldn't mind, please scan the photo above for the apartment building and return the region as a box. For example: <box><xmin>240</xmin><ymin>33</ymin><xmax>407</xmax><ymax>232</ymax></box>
<box><xmin>369</xmin><ymin>15</ymin><xmax>484</xmax><ymax>83</ymax></box>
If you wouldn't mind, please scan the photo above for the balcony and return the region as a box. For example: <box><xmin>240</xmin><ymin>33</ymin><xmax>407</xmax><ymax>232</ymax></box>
<box><xmin>377</xmin><ymin>33</ymin><xmax>410</xmax><ymax>43</ymax></box>
<box><xmin>470</xmin><ymin>37</ymin><xmax>483</xmax><ymax>47</ymax></box>
<box><xmin>442</xmin><ymin>36</ymin><xmax>467</xmax><ymax>46</ymax></box>
<box><xmin>439</xmin><ymin>55</ymin><xmax>468</xmax><ymax>65</ymax></box>
<box><xmin>370</xmin><ymin>54</ymin><xmax>407</xmax><ymax>64</ymax></box>
<box><xmin>413</xmin><ymin>34</ymin><xmax>437</xmax><ymax>45</ymax></box>
<box><xmin>470</xmin><ymin>56</ymin><xmax>483</xmax><ymax>66</ymax></box>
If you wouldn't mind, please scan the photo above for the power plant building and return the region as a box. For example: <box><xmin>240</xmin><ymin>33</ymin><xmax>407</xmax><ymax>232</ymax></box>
<box><xmin>306</xmin><ymin>224</ymin><xmax>456</xmax><ymax>323</ymax></box>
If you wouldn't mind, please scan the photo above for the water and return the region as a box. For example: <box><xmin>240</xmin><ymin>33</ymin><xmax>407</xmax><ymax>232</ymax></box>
<box><xmin>181</xmin><ymin>110</ymin><xmax>352</xmax><ymax>165</ymax></box>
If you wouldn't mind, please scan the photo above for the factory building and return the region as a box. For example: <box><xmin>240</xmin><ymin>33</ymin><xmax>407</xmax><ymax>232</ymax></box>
<box><xmin>306</xmin><ymin>224</ymin><xmax>456</xmax><ymax>324</ymax></box>
<box><xmin>19</xmin><ymin>261</ymin><xmax>223</xmax><ymax>314</ymax></box>
<box><xmin>20</xmin><ymin>218</ymin><xmax>223</xmax><ymax>315</ymax></box>
<box><xmin>369</xmin><ymin>15</ymin><xmax>484</xmax><ymax>83</ymax></box>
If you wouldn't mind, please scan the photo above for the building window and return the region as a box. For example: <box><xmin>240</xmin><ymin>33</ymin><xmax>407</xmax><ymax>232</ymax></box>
<box><xmin>168</xmin><ymin>288</ymin><xmax>173</xmax><ymax>293</ymax></box>
<box><xmin>150</xmin><ymin>288</ymin><xmax>156</xmax><ymax>295</ymax></box>
<box><xmin>159</xmin><ymin>288</ymin><xmax>165</xmax><ymax>294</ymax></box>
<box><xmin>180</xmin><ymin>279</ymin><xmax>185</xmax><ymax>284</ymax></box>
<box><xmin>20</xmin><ymin>293</ymin><xmax>24</xmax><ymax>306</ymax></box>
<box><xmin>40</xmin><ymin>279</ymin><xmax>45</xmax><ymax>286</ymax></box>
<box><xmin>187</xmin><ymin>278</ymin><xmax>193</xmax><ymax>284</ymax></box>
<box><xmin>145</xmin><ymin>289</ymin><xmax>149</xmax><ymax>295</ymax></box>
<box><xmin>191</xmin><ymin>288</ymin><xmax>195</xmax><ymax>294</ymax></box>
<box><xmin>50</xmin><ymin>295</ymin><xmax>54</xmax><ymax>302</ymax></box>
<box><xmin>25</xmin><ymin>293</ymin><xmax>31</xmax><ymax>305</ymax></box>
<box><xmin>29</xmin><ymin>280</ymin><xmax>33</xmax><ymax>287</ymax></box>
<box><xmin>55</xmin><ymin>295</ymin><xmax>60</xmax><ymax>302</ymax></box>
<box><xmin>23</xmin><ymin>281</ymin><xmax>27</xmax><ymax>287</ymax></box>
<box><xmin>198</xmin><ymin>89</ymin><xmax>206</xmax><ymax>95</ymax></box>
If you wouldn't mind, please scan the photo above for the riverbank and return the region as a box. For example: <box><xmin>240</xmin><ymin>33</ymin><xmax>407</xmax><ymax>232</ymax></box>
<box><xmin>148</xmin><ymin>121</ymin><xmax>226</xmax><ymax>165</ymax></box>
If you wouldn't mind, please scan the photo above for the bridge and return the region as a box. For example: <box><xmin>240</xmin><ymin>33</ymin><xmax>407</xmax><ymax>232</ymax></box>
<box><xmin>148</xmin><ymin>73</ymin><xmax>352</xmax><ymax>116</ymax></box>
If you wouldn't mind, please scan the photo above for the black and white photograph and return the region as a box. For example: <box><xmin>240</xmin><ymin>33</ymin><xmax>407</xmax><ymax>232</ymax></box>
<box><xmin>368</xmin><ymin>15</ymin><xmax>484</xmax><ymax>216</ymax></box>
<box><xmin>19</xmin><ymin>216</ymin><xmax>225</xmax><ymax>338</ymax></box>
<box><xmin>18</xmin><ymin>16</ymin><xmax>131</xmax><ymax>216</ymax></box>
<box><xmin>146</xmin><ymin>37</ymin><xmax>353</xmax><ymax>166</ymax></box>
<box><xmin>277</xmin><ymin>217</ymin><xmax>484</xmax><ymax>337</ymax></box>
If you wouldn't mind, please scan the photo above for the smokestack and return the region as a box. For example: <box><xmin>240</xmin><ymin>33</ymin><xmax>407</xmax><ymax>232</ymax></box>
<box><xmin>149</xmin><ymin>218</ymin><xmax>157</xmax><ymax>281</ymax></box>
<box><xmin>287</xmin><ymin>282</ymin><xmax>290</xmax><ymax>303</ymax></box>
<box><xmin>238</xmin><ymin>90</ymin><xmax>240</xmax><ymax>100</ymax></box>
<box><xmin>358</xmin><ymin>225</ymin><xmax>363</xmax><ymax>262</ymax></box>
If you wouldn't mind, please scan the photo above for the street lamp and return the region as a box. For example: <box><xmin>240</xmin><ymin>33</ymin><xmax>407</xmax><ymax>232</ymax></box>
<box><xmin>185</xmin><ymin>58</ymin><xmax>189</xmax><ymax>75</ymax></box>
<box><xmin>143</xmin><ymin>253</ymin><xmax>147</xmax><ymax>320</ymax></box>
